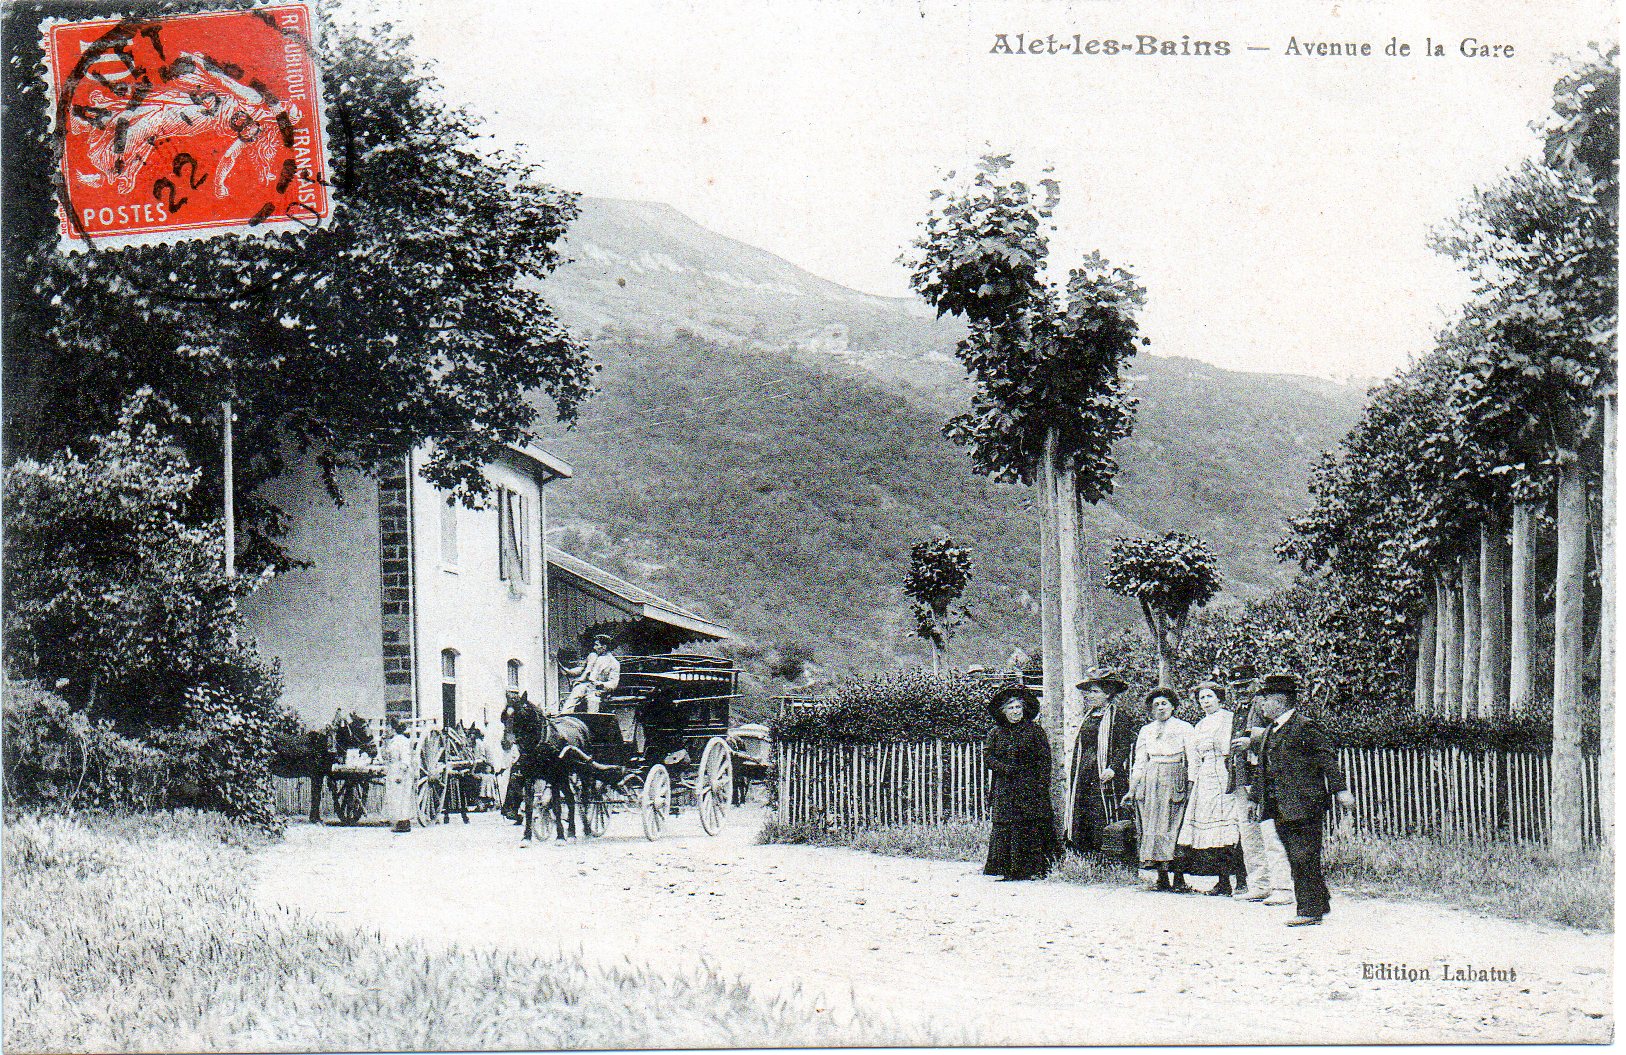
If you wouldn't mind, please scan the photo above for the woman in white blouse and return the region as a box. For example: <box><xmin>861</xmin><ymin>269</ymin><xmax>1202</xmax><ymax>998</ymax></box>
<box><xmin>1177</xmin><ymin>681</ymin><xmax>1246</xmax><ymax>895</ymax></box>
<box><xmin>1124</xmin><ymin>687</ymin><xmax>1195</xmax><ymax>892</ymax></box>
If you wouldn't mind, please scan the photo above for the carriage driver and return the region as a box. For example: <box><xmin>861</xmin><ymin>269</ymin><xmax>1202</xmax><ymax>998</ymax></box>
<box><xmin>563</xmin><ymin>633</ymin><xmax>621</xmax><ymax>713</ymax></box>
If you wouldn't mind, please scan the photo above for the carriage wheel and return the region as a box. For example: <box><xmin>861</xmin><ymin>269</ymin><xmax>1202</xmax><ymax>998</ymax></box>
<box><xmin>697</xmin><ymin>737</ymin><xmax>733</xmax><ymax>836</ymax></box>
<box><xmin>415</xmin><ymin>775</ymin><xmax>441</xmax><ymax>827</ymax></box>
<box><xmin>337</xmin><ymin>780</ymin><xmax>365</xmax><ymax>826</ymax></box>
<box><xmin>641</xmin><ymin>764</ymin><xmax>671</xmax><ymax>841</ymax></box>
<box><xmin>581</xmin><ymin>780</ymin><xmax>611</xmax><ymax>838</ymax></box>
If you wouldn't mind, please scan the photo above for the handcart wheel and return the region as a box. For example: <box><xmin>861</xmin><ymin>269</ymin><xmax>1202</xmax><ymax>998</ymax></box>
<box><xmin>415</xmin><ymin>775</ymin><xmax>441</xmax><ymax>827</ymax></box>
<box><xmin>337</xmin><ymin>780</ymin><xmax>365</xmax><ymax>825</ymax></box>
<box><xmin>697</xmin><ymin>737</ymin><xmax>732</xmax><ymax>836</ymax></box>
<box><xmin>641</xmin><ymin>764</ymin><xmax>671</xmax><ymax>841</ymax></box>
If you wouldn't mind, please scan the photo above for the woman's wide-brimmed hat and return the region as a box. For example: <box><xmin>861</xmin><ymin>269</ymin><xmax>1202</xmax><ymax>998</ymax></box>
<box><xmin>1077</xmin><ymin>667</ymin><xmax>1128</xmax><ymax>696</ymax></box>
<box><xmin>1190</xmin><ymin>679</ymin><xmax>1226</xmax><ymax>701</ymax></box>
<box><xmin>1143</xmin><ymin>686</ymin><xmax>1182</xmax><ymax>710</ymax></box>
<box><xmin>987</xmin><ymin>684</ymin><xmax>1042</xmax><ymax>723</ymax></box>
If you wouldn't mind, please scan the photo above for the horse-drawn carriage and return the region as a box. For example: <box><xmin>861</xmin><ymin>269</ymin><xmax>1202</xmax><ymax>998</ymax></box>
<box><xmin>510</xmin><ymin>653</ymin><xmax>759</xmax><ymax>841</ymax></box>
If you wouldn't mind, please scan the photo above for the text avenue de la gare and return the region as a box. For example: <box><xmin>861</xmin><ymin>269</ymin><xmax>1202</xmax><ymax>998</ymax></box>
<box><xmin>989</xmin><ymin>34</ymin><xmax>1516</xmax><ymax>58</ymax></box>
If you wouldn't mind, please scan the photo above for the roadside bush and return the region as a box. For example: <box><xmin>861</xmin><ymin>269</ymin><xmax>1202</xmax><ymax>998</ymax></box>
<box><xmin>148</xmin><ymin>675</ymin><xmax>290</xmax><ymax>830</ymax></box>
<box><xmin>770</xmin><ymin>670</ymin><xmax>1002</xmax><ymax>743</ymax></box>
<box><xmin>1</xmin><ymin>679</ymin><xmax>171</xmax><ymax>812</ymax></box>
<box><xmin>3</xmin><ymin>392</ymin><xmax>270</xmax><ymax>725</ymax></box>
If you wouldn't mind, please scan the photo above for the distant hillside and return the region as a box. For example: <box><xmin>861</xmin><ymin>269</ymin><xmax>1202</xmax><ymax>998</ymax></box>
<box><xmin>531</xmin><ymin>197</ymin><xmax>1367</xmax><ymax>685</ymax></box>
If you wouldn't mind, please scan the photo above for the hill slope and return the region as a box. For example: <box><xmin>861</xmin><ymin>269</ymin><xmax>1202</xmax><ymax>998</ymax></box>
<box><xmin>532</xmin><ymin>197</ymin><xmax>1367</xmax><ymax>683</ymax></box>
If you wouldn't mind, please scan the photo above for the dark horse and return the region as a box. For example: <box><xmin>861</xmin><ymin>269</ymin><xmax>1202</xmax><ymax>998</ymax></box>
<box><xmin>270</xmin><ymin>711</ymin><xmax>376</xmax><ymax>823</ymax></box>
<box><xmin>502</xmin><ymin>693</ymin><xmax>591</xmax><ymax>843</ymax></box>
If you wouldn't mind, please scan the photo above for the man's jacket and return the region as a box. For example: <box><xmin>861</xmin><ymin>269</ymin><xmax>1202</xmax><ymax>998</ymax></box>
<box><xmin>1259</xmin><ymin>711</ymin><xmax>1347</xmax><ymax>823</ymax></box>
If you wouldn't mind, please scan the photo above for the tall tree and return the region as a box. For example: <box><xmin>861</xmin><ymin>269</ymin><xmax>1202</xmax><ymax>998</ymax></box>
<box><xmin>1509</xmin><ymin>502</ymin><xmax>1539</xmax><ymax>714</ymax></box>
<box><xmin>1478</xmin><ymin>520</ymin><xmax>1511</xmax><ymax>717</ymax></box>
<box><xmin>905</xmin><ymin>536</ymin><xmax>975</xmax><ymax>674</ymax></box>
<box><xmin>2</xmin><ymin>3</ymin><xmax>599</xmax><ymax>573</ymax></box>
<box><xmin>1460</xmin><ymin>552</ymin><xmax>1482</xmax><ymax>717</ymax></box>
<box><xmin>1103</xmin><ymin>533</ymin><xmax>1223</xmax><ymax>688</ymax></box>
<box><xmin>906</xmin><ymin>154</ymin><xmax>1144</xmax><ymax>817</ymax></box>
<box><xmin>1437</xmin><ymin>50</ymin><xmax>1618</xmax><ymax>852</ymax></box>
<box><xmin>1415</xmin><ymin>585</ymin><xmax>1437</xmax><ymax>713</ymax></box>
<box><xmin>4</xmin><ymin>390</ymin><xmax>270</xmax><ymax>721</ymax></box>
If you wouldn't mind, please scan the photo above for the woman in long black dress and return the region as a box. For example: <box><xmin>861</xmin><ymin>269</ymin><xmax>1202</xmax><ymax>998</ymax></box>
<box><xmin>983</xmin><ymin>685</ymin><xmax>1059</xmax><ymax>881</ymax></box>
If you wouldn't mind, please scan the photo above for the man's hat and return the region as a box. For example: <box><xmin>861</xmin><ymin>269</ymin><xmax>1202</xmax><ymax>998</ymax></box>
<box><xmin>1077</xmin><ymin>667</ymin><xmax>1128</xmax><ymax>695</ymax></box>
<box><xmin>1256</xmin><ymin>672</ymin><xmax>1300</xmax><ymax>698</ymax></box>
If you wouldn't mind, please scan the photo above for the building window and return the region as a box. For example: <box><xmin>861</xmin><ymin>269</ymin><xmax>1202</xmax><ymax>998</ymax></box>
<box><xmin>498</xmin><ymin>486</ymin><xmax>529</xmax><ymax>584</ymax></box>
<box><xmin>507</xmin><ymin>659</ymin><xmax>523</xmax><ymax>690</ymax></box>
<box><xmin>440</xmin><ymin>648</ymin><xmax>458</xmax><ymax>728</ymax></box>
<box><xmin>439</xmin><ymin>497</ymin><xmax>459</xmax><ymax>567</ymax></box>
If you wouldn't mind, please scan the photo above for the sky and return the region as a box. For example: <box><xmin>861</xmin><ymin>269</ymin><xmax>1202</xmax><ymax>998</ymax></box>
<box><xmin>352</xmin><ymin>0</ymin><xmax>1613</xmax><ymax>381</ymax></box>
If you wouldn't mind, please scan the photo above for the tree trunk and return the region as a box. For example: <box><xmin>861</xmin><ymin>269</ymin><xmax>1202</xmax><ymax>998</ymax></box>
<box><xmin>1443</xmin><ymin>570</ymin><xmax>1463</xmax><ymax>718</ymax></box>
<box><xmin>1478</xmin><ymin>519</ymin><xmax>1510</xmax><ymax>719</ymax></box>
<box><xmin>1154</xmin><ymin>624</ymin><xmax>1173</xmax><ymax>689</ymax></box>
<box><xmin>1432</xmin><ymin>576</ymin><xmax>1449</xmax><ymax>714</ymax></box>
<box><xmin>1054</xmin><ymin>452</ymin><xmax>1091</xmax><ymax>779</ymax></box>
<box><xmin>1460</xmin><ymin>552</ymin><xmax>1481</xmax><ymax>719</ymax></box>
<box><xmin>1414</xmin><ymin>587</ymin><xmax>1437</xmax><ymax>713</ymax></box>
<box><xmin>1600</xmin><ymin>395</ymin><xmax>1616</xmax><ymax>854</ymax></box>
<box><xmin>929</xmin><ymin>646</ymin><xmax>940</xmax><ymax>676</ymax></box>
<box><xmin>1551</xmin><ymin>455</ymin><xmax>1588</xmax><ymax>855</ymax></box>
<box><xmin>1038</xmin><ymin>429</ymin><xmax>1067</xmax><ymax>824</ymax></box>
<box><xmin>1510</xmin><ymin>502</ymin><xmax>1537</xmax><ymax>716</ymax></box>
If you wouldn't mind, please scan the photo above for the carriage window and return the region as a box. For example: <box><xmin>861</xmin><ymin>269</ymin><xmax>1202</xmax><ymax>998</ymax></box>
<box><xmin>439</xmin><ymin>497</ymin><xmax>459</xmax><ymax>567</ymax></box>
<box><xmin>507</xmin><ymin>659</ymin><xmax>522</xmax><ymax>690</ymax></box>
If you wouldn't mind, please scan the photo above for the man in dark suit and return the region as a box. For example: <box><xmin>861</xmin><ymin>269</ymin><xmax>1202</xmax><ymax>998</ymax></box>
<box><xmin>1254</xmin><ymin>673</ymin><xmax>1354</xmax><ymax>927</ymax></box>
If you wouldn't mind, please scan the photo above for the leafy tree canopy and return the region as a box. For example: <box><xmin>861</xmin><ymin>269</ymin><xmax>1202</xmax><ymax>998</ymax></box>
<box><xmin>3</xmin><ymin>389</ymin><xmax>276</xmax><ymax>722</ymax></box>
<box><xmin>2</xmin><ymin>1</ymin><xmax>597</xmax><ymax>570</ymax></box>
<box><xmin>902</xmin><ymin>153</ymin><xmax>1143</xmax><ymax>494</ymax></box>
<box><xmin>1103</xmin><ymin>532</ymin><xmax>1222</xmax><ymax>620</ymax></box>
<box><xmin>905</xmin><ymin>536</ymin><xmax>974</xmax><ymax>649</ymax></box>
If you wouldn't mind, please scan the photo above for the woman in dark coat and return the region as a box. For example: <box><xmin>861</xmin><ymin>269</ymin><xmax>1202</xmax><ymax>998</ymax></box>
<box><xmin>983</xmin><ymin>685</ymin><xmax>1060</xmax><ymax>881</ymax></box>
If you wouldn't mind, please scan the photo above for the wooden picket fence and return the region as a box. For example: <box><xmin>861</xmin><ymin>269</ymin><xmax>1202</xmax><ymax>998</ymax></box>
<box><xmin>775</xmin><ymin>740</ymin><xmax>1603</xmax><ymax>847</ymax></box>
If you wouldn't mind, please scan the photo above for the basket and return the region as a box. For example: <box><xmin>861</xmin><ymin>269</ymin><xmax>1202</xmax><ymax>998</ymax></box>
<box><xmin>1098</xmin><ymin>784</ymin><xmax>1136</xmax><ymax>856</ymax></box>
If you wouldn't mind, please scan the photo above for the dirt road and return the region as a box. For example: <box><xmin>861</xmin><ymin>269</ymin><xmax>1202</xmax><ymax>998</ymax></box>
<box><xmin>253</xmin><ymin>808</ymin><xmax>1612</xmax><ymax>1045</ymax></box>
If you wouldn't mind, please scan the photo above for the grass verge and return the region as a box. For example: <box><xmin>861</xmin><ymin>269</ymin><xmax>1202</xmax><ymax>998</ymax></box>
<box><xmin>1325</xmin><ymin>828</ymin><xmax>1613</xmax><ymax>931</ymax></box>
<box><xmin>4</xmin><ymin>810</ymin><xmax>952</xmax><ymax>1051</ymax></box>
<box><xmin>759</xmin><ymin>818</ymin><xmax>1613</xmax><ymax>931</ymax></box>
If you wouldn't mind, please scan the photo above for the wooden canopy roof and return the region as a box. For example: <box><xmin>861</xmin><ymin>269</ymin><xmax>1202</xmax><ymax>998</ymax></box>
<box><xmin>546</xmin><ymin>546</ymin><xmax>730</xmax><ymax>655</ymax></box>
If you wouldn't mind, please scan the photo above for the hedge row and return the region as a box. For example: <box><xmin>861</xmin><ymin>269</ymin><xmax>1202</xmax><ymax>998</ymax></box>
<box><xmin>772</xmin><ymin>670</ymin><xmax>1568</xmax><ymax>753</ymax></box>
<box><xmin>2</xmin><ymin>677</ymin><xmax>291</xmax><ymax>828</ymax></box>
<box><xmin>2</xmin><ymin>681</ymin><xmax>171</xmax><ymax>812</ymax></box>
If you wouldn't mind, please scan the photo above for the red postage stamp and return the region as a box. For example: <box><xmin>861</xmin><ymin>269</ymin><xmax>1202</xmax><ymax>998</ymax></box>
<box><xmin>43</xmin><ymin>4</ymin><xmax>330</xmax><ymax>249</ymax></box>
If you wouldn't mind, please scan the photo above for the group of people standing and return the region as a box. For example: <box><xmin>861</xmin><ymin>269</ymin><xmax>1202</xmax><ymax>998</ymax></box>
<box><xmin>983</xmin><ymin>666</ymin><xmax>1352</xmax><ymax>927</ymax></box>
